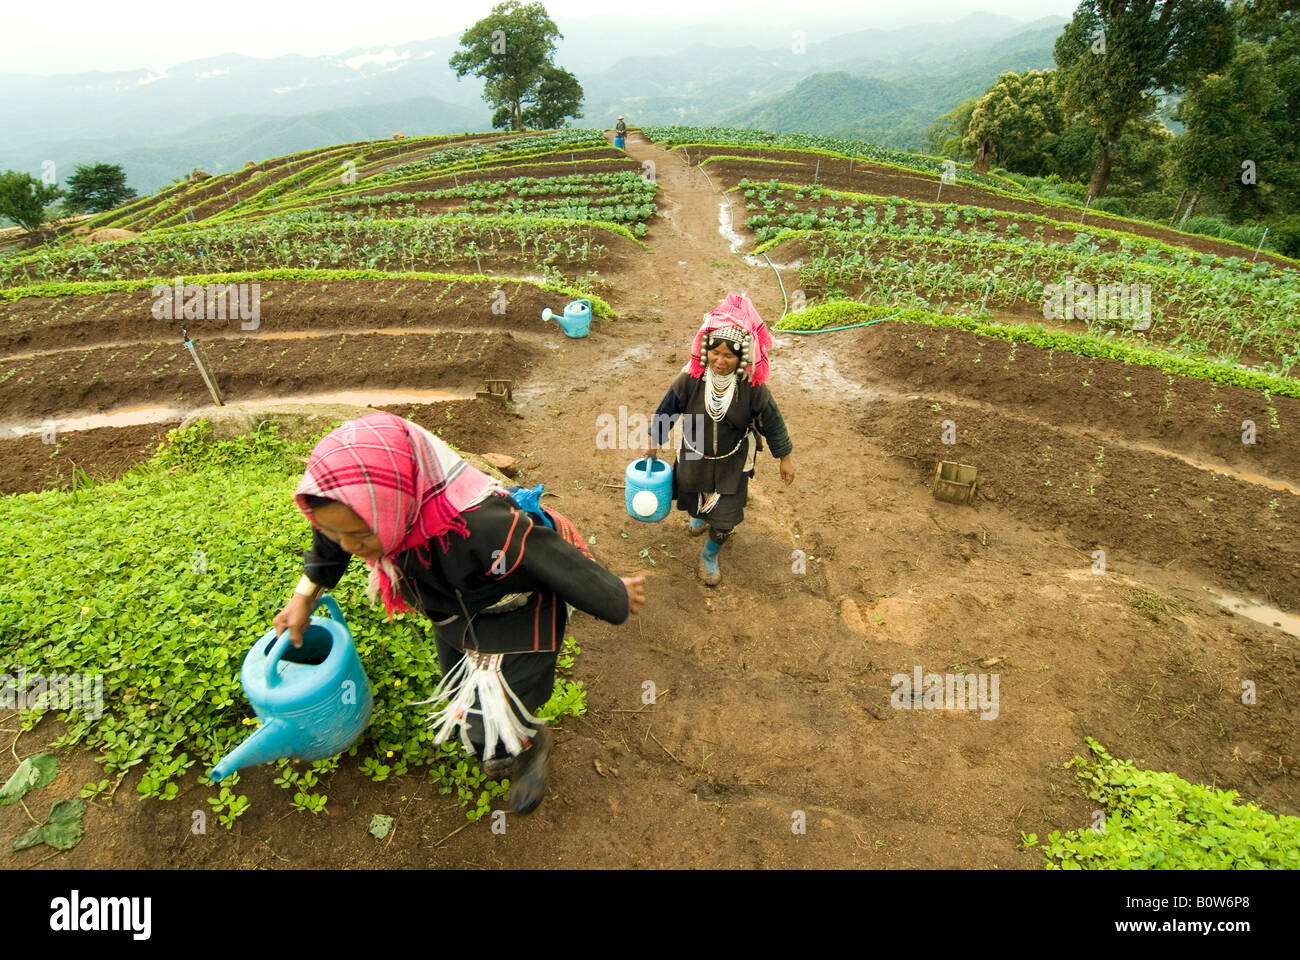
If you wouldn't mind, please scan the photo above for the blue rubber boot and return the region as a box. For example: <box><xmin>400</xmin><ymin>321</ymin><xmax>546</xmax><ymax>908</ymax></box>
<box><xmin>688</xmin><ymin>516</ymin><xmax>708</xmax><ymax>536</ymax></box>
<box><xmin>698</xmin><ymin>538</ymin><xmax>722</xmax><ymax>586</ymax></box>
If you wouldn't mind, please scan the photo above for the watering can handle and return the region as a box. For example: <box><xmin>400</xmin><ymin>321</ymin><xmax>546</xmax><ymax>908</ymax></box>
<box><xmin>316</xmin><ymin>593</ymin><xmax>344</xmax><ymax>625</ymax></box>
<box><xmin>264</xmin><ymin>630</ymin><xmax>294</xmax><ymax>688</ymax></box>
<box><xmin>265</xmin><ymin>594</ymin><xmax>345</xmax><ymax>686</ymax></box>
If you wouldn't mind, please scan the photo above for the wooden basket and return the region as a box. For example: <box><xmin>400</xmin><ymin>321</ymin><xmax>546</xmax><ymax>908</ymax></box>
<box><xmin>475</xmin><ymin>378</ymin><xmax>513</xmax><ymax>402</ymax></box>
<box><xmin>933</xmin><ymin>460</ymin><xmax>978</xmax><ymax>505</ymax></box>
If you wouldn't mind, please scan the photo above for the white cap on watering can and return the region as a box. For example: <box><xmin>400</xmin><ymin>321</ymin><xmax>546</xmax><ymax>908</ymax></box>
<box><xmin>631</xmin><ymin>489</ymin><xmax>659</xmax><ymax>517</ymax></box>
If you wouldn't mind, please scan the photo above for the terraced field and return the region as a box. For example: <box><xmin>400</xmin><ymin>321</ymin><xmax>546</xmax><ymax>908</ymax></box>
<box><xmin>2</xmin><ymin>126</ymin><xmax>1296</xmax><ymax>870</ymax></box>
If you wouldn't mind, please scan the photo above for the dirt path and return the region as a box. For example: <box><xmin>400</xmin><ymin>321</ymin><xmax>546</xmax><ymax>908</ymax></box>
<box><xmin>5</xmin><ymin>134</ymin><xmax>1297</xmax><ymax>871</ymax></box>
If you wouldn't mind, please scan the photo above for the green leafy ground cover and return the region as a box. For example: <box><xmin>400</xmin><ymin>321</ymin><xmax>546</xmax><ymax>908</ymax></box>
<box><xmin>0</xmin><ymin>422</ymin><xmax>586</xmax><ymax>824</ymax></box>
<box><xmin>1024</xmin><ymin>739</ymin><xmax>1300</xmax><ymax>869</ymax></box>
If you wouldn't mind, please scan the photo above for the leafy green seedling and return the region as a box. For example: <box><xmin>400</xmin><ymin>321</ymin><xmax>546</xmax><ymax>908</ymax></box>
<box><xmin>369</xmin><ymin>813</ymin><xmax>394</xmax><ymax>839</ymax></box>
<box><xmin>0</xmin><ymin>752</ymin><xmax>59</xmax><ymax>805</ymax></box>
<box><xmin>13</xmin><ymin>797</ymin><xmax>87</xmax><ymax>852</ymax></box>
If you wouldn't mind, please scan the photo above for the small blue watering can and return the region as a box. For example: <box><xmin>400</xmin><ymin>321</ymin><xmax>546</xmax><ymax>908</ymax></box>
<box><xmin>541</xmin><ymin>299</ymin><xmax>592</xmax><ymax>338</ymax></box>
<box><xmin>209</xmin><ymin>595</ymin><xmax>373</xmax><ymax>782</ymax></box>
<box><xmin>625</xmin><ymin>456</ymin><xmax>672</xmax><ymax>523</ymax></box>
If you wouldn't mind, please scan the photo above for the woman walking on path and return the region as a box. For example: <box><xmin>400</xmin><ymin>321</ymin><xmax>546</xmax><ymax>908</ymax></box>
<box><xmin>614</xmin><ymin>116</ymin><xmax>627</xmax><ymax>149</ymax></box>
<box><xmin>273</xmin><ymin>412</ymin><xmax>646</xmax><ymax>814</ymax></box>
<box><xmin>646</xmin><ymin>293</ymin><xmax>795</xmax><ymax>586</ymax></box>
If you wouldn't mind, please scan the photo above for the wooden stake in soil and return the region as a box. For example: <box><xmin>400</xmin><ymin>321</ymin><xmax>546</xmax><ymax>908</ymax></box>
<box><xmin>1254</xmin><ymin>226</ymin><xmax>1269</xmax><ymax>261</ymax></box>
<box><xmin>182</xmin><ymin>329</ymin><xmax>224</xmax><ymax>406</ymax></box>
<box><xmin>979</xmin><ymin>277</ymin><xmax>993</xmax><ymax>317</ymax></box>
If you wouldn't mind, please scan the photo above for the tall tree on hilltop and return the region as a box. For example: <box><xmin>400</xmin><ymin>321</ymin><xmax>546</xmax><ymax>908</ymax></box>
<box><xmin>450</xmin><ymin>1</ymin><xmax>584</xmax><ymax>132</ymax></box>
<box><xmin>1054</xmin><ymin>0</ymin><xmax>1235</xmax><ymax>198</ymax></box>
<box><xmin>521</xmin><ymin>64</ymin><xmax>584</xmax><ymax>129</ymax></box>
<box><xmin>63</xmin><ymin>163</ymin><xmax>138</xmax><ymax>215</ymax></box>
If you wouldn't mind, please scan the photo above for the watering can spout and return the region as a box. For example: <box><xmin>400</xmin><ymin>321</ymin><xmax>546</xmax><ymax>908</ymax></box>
<box><xmin>541</xmin><ymin>307</ymin><xmax>554</xmax><ymax>322</ymax></box>
<box><xmin>208</xmin><ymin>718</ymin><xmax>294</xmax><ymax>782</ymax></box>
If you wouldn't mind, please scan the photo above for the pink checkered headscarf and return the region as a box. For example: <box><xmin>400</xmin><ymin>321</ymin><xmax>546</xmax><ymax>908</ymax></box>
<box><xmin>294</xmin><ymin>412</ymin><xmax>500</xmax><ymax>618</ymax></box>
<box><xmin>687</xmin><ymin>293</ymin><xmax>774</xmax><ymax>386</ymax></box>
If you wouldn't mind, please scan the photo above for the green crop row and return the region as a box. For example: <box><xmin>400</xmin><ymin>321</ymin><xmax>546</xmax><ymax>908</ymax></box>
<box><xmin>372</xmin><ymin>130</ymin><xmax>611</xmax><ymax>186</ymax></box>
<box><xmin>773</xmin><ymin>299</ymin><xmax>1300</xmax><ymax>399</ymax></box>
<box><xmin>780</xmin><ymin>228</ymin><xmax>1298</xmax><ymax>374</ymax></box>
<box><xmin>643</xmin><ymin>124</ymin><xmax>1023</xmax><ymax>193</ymax></box>
<box><xmin>652</xmin><ymin>126</ymin><xmax>1291</xmax><ymax>262</ymax></box>
<box><xmin>0</xmin><ymin>215</ymin><xmax>638</xmax><ymax>286</ymax></box>
<box><xmin>219</xmin><ymin>158</ymin><xmax>640</xmax><ymax>223</ymax></box>
<box><xmin>742</xmin><ymin>180</ymin><xmax>1300</xmax><ymax>281</ymax></box>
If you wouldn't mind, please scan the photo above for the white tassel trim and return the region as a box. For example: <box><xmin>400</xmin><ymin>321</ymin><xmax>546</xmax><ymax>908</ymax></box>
<box><xmin>410</xmin><ymin>652</ymin><xmax>544</xmax><ymax>759</ymax></box>
<box><xmin>366</xmin><ymin>557</ymin><xmax>404</xmax><ymax>607</ymax></box>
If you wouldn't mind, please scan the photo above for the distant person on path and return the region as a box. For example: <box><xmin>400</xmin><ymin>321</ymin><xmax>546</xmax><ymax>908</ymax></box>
<box><xmin>274</xmin><ymin>412</ymin><xmax>646</xmax><ymax>814</ymax></box>
<box><xmin>614</xmin><ymin>116</ymin><xmax>627</xmax><ymax>150</ymax></box>
<box><xmin>646</xmin><ymin>293</ymin><xmax>796</xmax><ymax>586</ymax></box>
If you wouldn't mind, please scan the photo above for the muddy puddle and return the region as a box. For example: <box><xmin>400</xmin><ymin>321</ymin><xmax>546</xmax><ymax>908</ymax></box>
<box><xmin>0</xmin><ymin>390</ymin><xmax>464</xmax><ymax>437</ymax></box>
<box><xmin>1208</xmin><ymin>590</ymin><xmax>1300</xmax><ymax>640</ymax></box>
<box><xmin>1129</xmin><ymin>443</ymin><xmax>1300</xmax><ymax>497</ymax></box>
<box><xmin>0</xmin><ymin>405</ymin><xmax>183</xmax><ymax>438</ymax></box>
<box><xmin>236</xmin><ymin>389</ymin><xmax>466</xmax><ymax>407</ymax></box>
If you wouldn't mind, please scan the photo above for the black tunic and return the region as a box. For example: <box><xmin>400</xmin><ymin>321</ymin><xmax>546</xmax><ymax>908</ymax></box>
<box><xmin>301</xmin><ymin>492</ymin><xmax>629</xmax><ymax>654</ymax></box>
<box><xmin>650</xmin><ymin>372</ymin><xmax>793</xmax><ymax>496</ymax></box>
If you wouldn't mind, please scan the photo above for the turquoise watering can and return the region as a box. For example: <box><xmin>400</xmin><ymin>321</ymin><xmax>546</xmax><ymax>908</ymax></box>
<box><xmin>209</xmin><ymin>595</ymin><xmax>372</xmax><ymax>782</ymax></box>
<box><xmin>625</xmin><ymin>456</ymin><xmax>672</xmax><ymax>523</ymax></box>
<box><xmin>541</xmin><ymin>299</ymin><xmax>592</xmax><ymax>338</ymax></box>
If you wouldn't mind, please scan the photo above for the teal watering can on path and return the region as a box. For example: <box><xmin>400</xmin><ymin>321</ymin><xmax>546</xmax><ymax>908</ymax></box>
<box><xmin>625</xmin><ymin>456</ymin><xmax>672</xmax><ymax>523</ymax></box>
<box><xmin>209</xmin><ymin>595</ymin><xmax>372</xmax><ymax>782</ymax></box>
<box><xmin>541</xmin><ymin>299</ymin><xmax>592</xmax><ymax>338</ymax></box>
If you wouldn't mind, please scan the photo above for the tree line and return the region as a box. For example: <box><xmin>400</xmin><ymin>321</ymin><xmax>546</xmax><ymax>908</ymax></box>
<box><xmin>926</xmin><ymin>0</ymin><xmax>1299</xmax><ymax>254</ymax></box>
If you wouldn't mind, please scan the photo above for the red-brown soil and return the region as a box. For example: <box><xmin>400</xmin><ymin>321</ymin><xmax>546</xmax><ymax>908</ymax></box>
<box><xmin>3</xmin><ymin>131</ymin><xmax>1296</xmax><ymax>870</ymax></box>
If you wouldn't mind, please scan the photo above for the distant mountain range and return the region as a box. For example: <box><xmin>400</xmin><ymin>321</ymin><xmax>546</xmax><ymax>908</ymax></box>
<box><xmin>0</xmin><ymin>12</ymin><xmax>1068</xmax><ymax>196</ymax></box>
<box><xmin>717</xmin><ymin>21</ymin><xmax>1064</xmax><ymax>148</ymax></box>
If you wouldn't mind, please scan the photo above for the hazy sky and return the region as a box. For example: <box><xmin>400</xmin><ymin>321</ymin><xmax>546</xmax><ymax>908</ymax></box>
<box><xmin>3</xmin><ymin>0</ymin><xmax>1081</xmax><ymax>75</ymax></box>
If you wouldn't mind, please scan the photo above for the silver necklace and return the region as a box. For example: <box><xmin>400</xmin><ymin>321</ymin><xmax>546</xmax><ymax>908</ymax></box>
<box><xmin>705</xmin><ymin>367</ymin><xmax>736</xmax><ymax>422</ymax></box>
